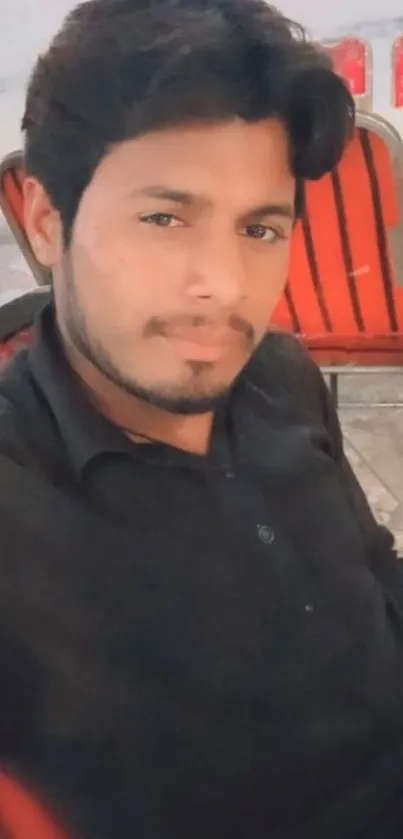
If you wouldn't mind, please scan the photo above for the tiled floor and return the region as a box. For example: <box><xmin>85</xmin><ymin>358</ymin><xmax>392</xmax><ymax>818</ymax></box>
<box><xmin>339</xmin><ymin>390</ymin><xmax>403</xmax><ymax>553</ymax></box>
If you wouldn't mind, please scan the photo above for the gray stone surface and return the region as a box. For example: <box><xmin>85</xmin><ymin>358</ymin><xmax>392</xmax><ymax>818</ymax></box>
<box><xmin>341</xmin><ymin>406</ymin><xmax>403</xmax><ymax>552</ymax></box>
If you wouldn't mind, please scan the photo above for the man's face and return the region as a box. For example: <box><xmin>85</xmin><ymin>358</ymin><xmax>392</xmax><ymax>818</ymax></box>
<box><xmin>27</xmin><ymin>118</ymin><xmax>295</xmax><ymax>413</ymax></box>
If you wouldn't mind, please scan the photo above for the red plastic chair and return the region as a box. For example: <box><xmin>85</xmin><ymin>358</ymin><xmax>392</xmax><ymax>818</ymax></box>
<box><xmin>2</xmin><ymin>112</ymin><xmax>403</xmax><ymax>409</ymax></box>
<box><xmin>0</xmin><ymin>152</ymin><xmax>50</xmax><ymax>287</ymax></box>
<box><xmin>272</xmin><ymin>112</ymin><xmax>403</xmax><ymax>403</ymax></box>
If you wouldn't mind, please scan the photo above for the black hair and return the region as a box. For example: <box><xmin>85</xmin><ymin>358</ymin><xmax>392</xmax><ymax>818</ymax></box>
<box><xmin>22</xmin><ymin>0</ymin><xmax>354</xmax><ymax>245</ymax></box>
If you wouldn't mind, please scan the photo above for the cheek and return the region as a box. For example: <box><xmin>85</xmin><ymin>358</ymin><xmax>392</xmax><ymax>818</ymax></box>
<box><xmin>246</xmin><ymin>246</ymin><xmax>290</xmax><ymax>322</ymax></box>
<box><xmin>71</xmin><ymin>225</ymin><xmax>184</xmax><ymax>322</ymax></box>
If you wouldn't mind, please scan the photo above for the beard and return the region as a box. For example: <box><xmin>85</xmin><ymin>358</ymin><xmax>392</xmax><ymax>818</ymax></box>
<box><xmin>56</xmin><ymin>251</ymin><xmax>252</xmax><ymax>416</ymax></box>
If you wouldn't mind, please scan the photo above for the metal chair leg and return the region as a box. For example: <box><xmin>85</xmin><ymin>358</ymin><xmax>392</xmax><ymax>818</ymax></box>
<box><xmin>329</xmin><ymin>372</ymin><xmax>339</xmax><ymax>408</ymax></box>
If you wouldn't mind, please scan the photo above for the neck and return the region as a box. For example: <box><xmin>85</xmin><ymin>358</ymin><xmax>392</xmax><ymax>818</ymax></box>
<box><xmin>62</xmin><ymin>340</ymin><xmax>214</xmax><ymax>456</ymax></box>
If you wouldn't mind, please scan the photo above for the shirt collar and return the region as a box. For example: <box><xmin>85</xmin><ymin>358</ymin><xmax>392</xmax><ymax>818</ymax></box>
<box><xmin>29</xmin><ymin>302</ymin><xmax>139</xmax><ymax>477</ymax></box>
<box><xmin>28</xmin><ymin>302</ymin><xmax>236</xmax><ymax>478</ymax></box>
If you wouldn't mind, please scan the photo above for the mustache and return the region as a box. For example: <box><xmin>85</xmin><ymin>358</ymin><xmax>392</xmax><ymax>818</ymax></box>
<box><xmin>143</xmin><ymin>314</ymin><xmax>255</xmax><ymax>344</ymax></box>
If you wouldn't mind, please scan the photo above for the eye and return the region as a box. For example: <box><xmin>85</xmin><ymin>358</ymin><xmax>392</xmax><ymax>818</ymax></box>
<box><xmin>242</xmin><ymin>224</ymin><xmax>285</xmax><ymax>243</ymax></box>
<box><xmin>139</xmin><ymin>213</ymin><xmax>183</xmax><ymax>228</ymax></box>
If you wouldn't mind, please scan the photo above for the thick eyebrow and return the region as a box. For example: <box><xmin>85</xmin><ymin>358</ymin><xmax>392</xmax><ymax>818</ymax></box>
<box><xmin>132</xmin><ymin>186</ymin><xmax>295</xmax><ymax>220</ymax></box>
<box><xmin>132</xmin><ymin>186</ymin><xmax>202</xmax><ymax>206</ymax></box>
<box><xmin>243</xmin><ymin>202</ymin><xmax>295</xmax><ymax>222</ymax></box>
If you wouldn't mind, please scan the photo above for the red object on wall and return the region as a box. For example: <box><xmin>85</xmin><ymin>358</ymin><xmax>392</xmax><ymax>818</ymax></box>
<box><xmin>392</xmin><ymin>35</ymin><xmax>403</xmax><ymax>107</ymax></box>
<box><xmin>323</xmin><ymin>36</ymin><xmax>367</xmax><ymax>96</ymax></box>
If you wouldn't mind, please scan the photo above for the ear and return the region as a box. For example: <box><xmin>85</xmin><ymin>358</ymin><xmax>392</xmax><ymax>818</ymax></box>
<box><xmin>23</xmin><ymin>177</ymin><xmax>63</xmax><ymax>267</ymax></box>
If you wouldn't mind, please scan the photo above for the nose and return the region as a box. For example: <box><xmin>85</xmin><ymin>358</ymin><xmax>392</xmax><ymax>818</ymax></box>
<box><xmin>186</xmin><ymin>229</ymin><xmax>247</xmax><ymax>308</ymax></box>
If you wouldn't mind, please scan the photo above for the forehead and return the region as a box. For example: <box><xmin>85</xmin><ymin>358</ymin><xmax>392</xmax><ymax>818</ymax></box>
<box><xmin>89</xmin><ymin>118</ymin><xmax>294</xmax><ymax>207</ymax></box>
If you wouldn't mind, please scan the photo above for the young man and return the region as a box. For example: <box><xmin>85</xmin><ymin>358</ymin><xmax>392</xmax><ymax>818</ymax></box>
<box><xmin>0</xmin><ymin>0</ymin><xmax>403</xmax><ymax>837</ymax></box>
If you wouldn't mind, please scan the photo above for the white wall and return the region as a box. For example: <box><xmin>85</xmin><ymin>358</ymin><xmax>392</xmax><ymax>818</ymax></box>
<box><xmin>0</xmin><ymin>0</ymin><xmax>73</xmax><ymax>156</ymax></box>
<box><xmin>1</xmin><ymin>0</ymin><xmax>403</xmax><ymax>159</ymax></box>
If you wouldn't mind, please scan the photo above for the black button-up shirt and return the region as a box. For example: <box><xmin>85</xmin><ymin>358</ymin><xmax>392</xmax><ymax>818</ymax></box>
<box><xmin>1</xmin><ymin>303</ymin><xmax>403</xmax><ymax>839</ymax></box>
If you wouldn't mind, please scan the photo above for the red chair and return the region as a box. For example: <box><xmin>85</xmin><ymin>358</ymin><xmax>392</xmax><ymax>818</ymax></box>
<box><xmin>3</xmin><ymin>121</ymin><xmax>403</xmax><ymax>406</ymax></box>
<box><xmin>0</xmin><ymin>151</ymin><xmax>50</xmax><ymax>287</ymax></box>
<box><xmin>272</xmin><ymin>112</ymin><xmax>403</xmax><ymax>404</ymax></box>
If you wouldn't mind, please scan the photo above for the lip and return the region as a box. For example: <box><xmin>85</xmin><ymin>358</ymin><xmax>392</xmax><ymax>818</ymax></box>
<box><xmin>164</xmin><ymin>328</ymin><xmax>234</xmax><ymax>362</ymax></box>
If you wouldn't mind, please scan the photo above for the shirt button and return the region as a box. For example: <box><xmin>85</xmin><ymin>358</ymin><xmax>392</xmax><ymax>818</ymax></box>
<box><xmin>257</xmin><ymin>525</ymin><xmax>275</xmax><ymax>545</ymax></box>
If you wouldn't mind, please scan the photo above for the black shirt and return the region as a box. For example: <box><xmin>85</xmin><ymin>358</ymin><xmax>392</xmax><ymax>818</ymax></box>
<box><xmin>1</xmin><ymin>303</ymin><xmax>403</xmax><ymax>839</ymax></box>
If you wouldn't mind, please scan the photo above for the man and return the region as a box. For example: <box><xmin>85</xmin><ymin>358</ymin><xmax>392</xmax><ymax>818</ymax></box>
<box><xmin>0</xmin><ymin>0</ymin><xmax>403</xmax><ymax>837</ymax></box>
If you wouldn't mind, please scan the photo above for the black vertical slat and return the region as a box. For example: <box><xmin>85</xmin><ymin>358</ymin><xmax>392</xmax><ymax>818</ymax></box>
<box><xmin>330</xmin><ymin>168</ymin><xmax>365</xmax><ymax>332</ymax></box>
<box><xmin>359</xmin><ymin>129</ymin><xmax>398</xmax><ymax>333</ymax></box>
<box><xmin>283</xmin><ymin>284</ymin><xmax>301</xmax><ymax>334</ymax></box>
<box><xmin>300</xmin><ymin>191</ymin><xmax>333</xmax><ymax>333</ymax></box>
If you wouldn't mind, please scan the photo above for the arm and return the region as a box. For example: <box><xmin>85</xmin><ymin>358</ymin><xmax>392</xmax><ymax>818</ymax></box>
<box><xmin>304</xmin><ymin>353</ymin><xmax>403</xmax><ymax>590</ymax></box>
<box><xmin>251</xmin><ymin>330</ymin><xmax>399</xmax><ymax>570</ymax></box>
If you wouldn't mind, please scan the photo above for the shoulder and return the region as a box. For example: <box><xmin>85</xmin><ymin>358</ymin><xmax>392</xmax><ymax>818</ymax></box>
<box><xmin>0</xmin><ymin>290</ymin><xmax>53</xmax><ymax>453</ymax></box>
<box><xmin>247</xmin><ymin>328</ymin><xmax>319</xmax><ymax>378</ymax></box>
<box><xmin>0</xmin><ymin>350</ymin><xmax>42</xmax><ymax>467</ymax></box>
<box><xmin>0</xmin><ymin>353</ymin><xmax>64</xmax><ymax>538</ymax></box>
<box><xmin>243</xmin><ymin>329</ymin><xmax>326</xmax><ymax>413</ymax></box>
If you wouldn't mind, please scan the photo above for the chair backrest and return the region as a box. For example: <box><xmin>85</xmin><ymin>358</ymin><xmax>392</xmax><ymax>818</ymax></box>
<box><xmin>272</xmin><ymin>112</ymin><xmax>403</xmax><ymax>365</ymax></box>
<box><xmin>2</xmin><ymin>113</ymin><xmax>403</xmax><ymax>368</ymax></box>
<box><xmin>0</xmin><ymin>151</ymin><xmax>50</xmax><ymax>287</ymax></box>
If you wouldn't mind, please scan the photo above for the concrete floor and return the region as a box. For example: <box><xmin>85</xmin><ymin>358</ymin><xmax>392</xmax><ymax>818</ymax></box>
<box><xmin>341</xmin><ymin>404</ymin><xmax>403</xmax><ymax>553</ymax></box>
